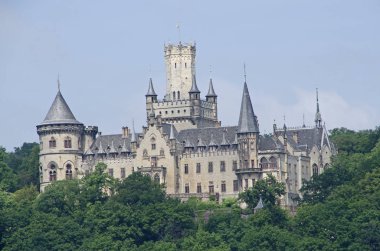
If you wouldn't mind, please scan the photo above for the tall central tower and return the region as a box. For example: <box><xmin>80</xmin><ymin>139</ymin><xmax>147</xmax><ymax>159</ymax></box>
<box><xmin>164</xmin><ymin>42</ymin><xmax>196</xmax><ymax>101</ymax></box>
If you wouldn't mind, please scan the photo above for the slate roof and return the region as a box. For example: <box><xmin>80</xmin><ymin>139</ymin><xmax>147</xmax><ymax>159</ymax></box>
<box><xmin>206</xmin><ymin>78</ymin><xmax>217</xmax><ymax>97</ymax></box>
<box><xmin>237</xmin><ymin>82</ymin><xmax>259</xmax><ymax>133</ymax></box>
<box><xmin>89</xmin><ymin>134</ymin><xmax>132</xmax><ymax>154</ymax></box>
<box><xmin>189</xmin><ymin>75</ymin><xmax>200</xmax><ymax>93</ymax></box>
<box><xmin>258</xmin><ymin>134</ymin><xmax>284</xmax><ymax>151</ymax></box>
<box><xmin>40</xmin><ymin>90</ymin><xmax>82</xmax><ymax>125</ymax></box>
<box><xmin>146</xmin><ymin>78</ymin><xmax>157</xmax><ymax>96</ymax></box>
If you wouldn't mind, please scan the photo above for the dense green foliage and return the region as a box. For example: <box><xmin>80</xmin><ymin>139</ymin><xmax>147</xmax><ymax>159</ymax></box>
<box><xmin>1</xmin><ymin>128</ymin><xmax>380</xmax><ymax>250</ymax></box>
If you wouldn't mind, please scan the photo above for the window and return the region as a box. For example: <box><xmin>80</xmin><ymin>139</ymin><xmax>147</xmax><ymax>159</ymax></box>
<box><xmin>177</xmin><ymin>91</ymin><xmax>180</xmax><ymax>100</ymax></box>
<box><xmin>251</xmin><ymin>160</ymin><xmax>255</xmax><ymax>168</ymax></box>
<box><xmin>64</xmin><ymin>137</ymin><xmax>72</xmax><ymax>148</ymax></box>
<box><xmin>151</xmin><ymin>157</ymin><xmax>157</xmax><ymax>167</ymax></box>
<box><xmin>209</xmin><ymin>182</ymin><xmax>214</xmax><ymax>194</ymax></box>
<box><xmin>173</xmin><ymin>91</ymin><xmax>176</xmax><ymax>100</ymax></box>
<box><xmin>252</xmin><ymin>179</ymin><xmax>256</xmax><ymax>186</ymax></box>
<box><xmin>175</xmin><ymin>63</ymin><xmax>177</xmax><ymax>68</ymax></box>
<box><xmin>121</xmin><ymin>168</ymin><xmax>126</xmax><ymax>178</ymax></box>
<box><xmin>208</xmin><ymin>162</ymin><xmax>213</xmax><ymax>173</ymax></box>
<box><xmin>151</xmin><ymin>144</ymin><xmax>156</xmax><ymax>150</ymax></box>
<box><xmin>245</xmin><ymin>179</ymin><xmax>248</xmax><ymax>189</ymax></box>
<box><xmin>244</xmin><ymin>160</ymin><xmax>248</xmax><ymax>168</ymax></box>
<box><xmin>220</xmin><ymin>161</ymin><xmax>226</xmax><ymax>172</ymax></box>
<box><xmin>184</xmin><ymin>164</ymin><xmax>189</xmax><ymax>174</ymax></box>
<box><xmin>197</xmin><ymin>183</ymin><xmax>202</xmax><ymax>193</ymax></box>
<box><xmin>49</xmin><ymin>137</ymin><xmax>56</xmax><ymax>148</ymax></box>
<box><xmin>185</xmin><ymin>184</ymin><xmax>190</xmax><ymax>193</ymax></box>
<box><xmin>196</xmin><ymin>163</ymin><xmax>201</xmax><ymax>173</ymax></box>
<box><xmin>154</xmin><ymin>173</ymin><xmax>160</xmax><ymax>183</ymax></box>
<box><xmin>49</xmin><ymin>170</ymin><xmax>57</xmax><ymax>181</ymax></box>
<box><xmin>233</xmin><ymin>160</ymin><xmax>237</xmax><ymax>171</ymax></box>
<box><xmin>108</xmin><ymin>168</ymin><xmax>114</xmax><ymax>177</ymax></box>
<box><xmin>160</xmin><ymin>149</ymin><xmax>165</xmax><ymax>156</ymax></box>
<box><xmin>312</xmin><ymin>164</ymin><xmax>319</xmax><ymax>176</ymax></box>
<box><xmin>185</xmin><ymin>62</ymin><xmax>187</xmax><ymax>68</ymax></box>
<box><xmin>221</xmin><ymin>181</ymin><xmax>226</xmax><ymax>193</ymax></box>
<box><xmin>65</xmin><ymin>164</ymin><xmax>73</xmax><ymax>180</ymax></box>
<box><xmin>233</xmin><ymin>180</ymin><xmax>239</xmax><ymax>192</ymax></box>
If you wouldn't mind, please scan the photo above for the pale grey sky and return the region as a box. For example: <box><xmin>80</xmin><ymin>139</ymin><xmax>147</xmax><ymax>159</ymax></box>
<box><xmin>1</xmin><ymin>0</ymin><xmax>379</xmax><ymax>150</ymax></box>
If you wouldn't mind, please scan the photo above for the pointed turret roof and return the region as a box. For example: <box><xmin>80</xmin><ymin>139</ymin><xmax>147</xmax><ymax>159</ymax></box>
<box><xmin>206</xmin><ymin>78</ymin><xmax>217</xmax><ymax>97</ymax></box>
<box><xmin>146</xmin><ymin>78</ymin><xmax>157</xmax><ymax>96</ymax></box>
<box><xmin>197</xmin><ymin>136</ymin><xmax>206</xmax><ymax>148</ymax></box>
<box><xmin>121</xmin><ymin>140</ymin><xmax>129</xmax><ymax>153</ymax></box>
<box><xmin>189</xmin><ymin>75</ymin><xmax>200</xmax><ymax>93</ymax></box>
<box><xmin>315</xmin><ymin>88</ymin><xmax>322</xmax><ymax>128</ymax></box>
<box><xmin>184</xmin><ymin>138</ymin><xmax>194</xmax><ymax>148</ymax></box>
<box><xmin>40</xmin><ymin>90</ymin><xmax>81</xmax><ymax>125</ymax></box>
<box><xmin>220</xmin><ymin>131</ymin><xmax>229</xmax><ymax>146</ymax></box>
<box><xmin>208</xmin><ymin>133</ymin><xmax>217</xmax><ymax>146</ymax></box>
<box><xmin>109</xmin><ymin>141</ymin><xmax>117</xmax><ymax>154</ymax></box>
<box><xmin>237</xmin><ymin>82</ymin><xmax>259</xmax><ymax>133</ymax></box>
<box><xmin>97</xmin><ymin>142</ymin><xmax>105</xmax><ymax>154</ymax></box>
<box><xmin>254</xmin><ymin>195</ymin><xmax>264</xmax><ymax>211</ymax></box>
<box><xmin>131</xmin><ymin>123</ymin><xmax>137</xmax><ymax>143</ymax></box>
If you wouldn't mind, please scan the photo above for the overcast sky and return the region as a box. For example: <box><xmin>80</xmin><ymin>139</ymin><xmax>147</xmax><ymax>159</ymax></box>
<box><xmin>1</xmin><ymin>0</ymin><xmax>379</xmax><ymax>151</ymax></box>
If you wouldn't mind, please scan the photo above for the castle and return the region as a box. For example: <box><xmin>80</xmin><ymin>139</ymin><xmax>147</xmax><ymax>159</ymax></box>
<box><xmin>37</xmin><ymin>42</ymin><xmax>335</xmax><ymax>207</ymax></box>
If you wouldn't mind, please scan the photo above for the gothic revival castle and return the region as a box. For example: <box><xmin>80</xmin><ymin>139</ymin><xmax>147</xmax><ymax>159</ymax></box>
<box><xmin>37</xmin><ymin>42</ymin><xmax>335</xmax><ymax>207</ymax></box>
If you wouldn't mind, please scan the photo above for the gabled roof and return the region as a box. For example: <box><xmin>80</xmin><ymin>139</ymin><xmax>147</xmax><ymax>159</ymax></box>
<box><xmin>237</xmin><ymin>82</ymin><xmax>259</xmax><ymax>133</ymax></box>
<box><xmin>40</xmin><ymin>90</ymin><xmax>81</xmax><ymax>125</ymax></box>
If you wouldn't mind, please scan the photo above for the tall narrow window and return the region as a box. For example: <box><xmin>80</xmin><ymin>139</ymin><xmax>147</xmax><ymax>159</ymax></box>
<box><xmin>49</xmin><ymin>137</ymin><xmax>56</xmax><ymax>148</ymax></box>
<box><xmin>196</xmin><ymin>163</ymin><xmax>201</xmax><ymax>173</ymax></box>
<box><xmin>185</xmin><ymin>184</ymin><xmax>190</xmax><ymax>194</ymax></box>
<box><xmin>108</xmin><ymin>168</ymin><xmax>114</xmax><ymax>177</ymax></box>
<box><xmin>245</xmin><ymin>179</ymin><xmax>248</xmax><ymax>189</ymax></box>
<box><xmin>221</xmin><ymin>181</ymin><xmax>226</xmax><ymax>193</ymax></box>
<box><xmin>233</xmin><ymin>160</ymin><xmax>237</xmax><ymax>171</ymax></box>
<box><xmin>208</xmin><ymin>162</ymin><xmax>213</xmax><ymax>173</ymax></box>
<box><xmin>197</xmin><ymin>183</ymin><xmax>202</xmax><ymax>193</ymax></box>
<box><xmin>184</xmin><ymin>164</ymin><xmax>189</xmax><ymax>174</ymax></box>
<box><xmin>173</xmin><ymin>91</ymin><xmax>176</xmax><ymax>100</ymax></box>
<box><xmin>208</xmin><ymin>182</ymin><xmax>214</xmax><ymax>194</ymax></box>
<box><xmin>121</xmin><ymin>168</ymin><xmax>126</xmax><ymax>178</ymax></box>
<box><xmin>49</xmin><ymin>170</ymin><xmax>57</xmax><ymax>181</ymax></box>
<box><xmin>151</xmin><ymin>157</ymin><xmax>157</xmax><ymax>167</ymax></box>
<box><xmin>220</xmin><ymin>161</ymin><xmax>226</xmax><ymax>172</ymax></box>
<box><xmin>65</xmin><ymin>164</ymin><xmax>73</xmax><ymax>180</ymax></box>
<box><xmin>177</xmin><ymin>91</ymin><xmax>180</xmax><ymax>100</ymax></box>
<box><xmin>64</xmin><ymin>137</ymin><xmax>72</xmax><ymax>148</ymax></box>
<box><xmin>233</xmin><ymin>180</ymin><xmax>239</xmax><ymax>192</ymax></box>
<box><xmin>312</xmin><ymin>164</ymin><xmax>319</xmax><ymax>176</ymax></box>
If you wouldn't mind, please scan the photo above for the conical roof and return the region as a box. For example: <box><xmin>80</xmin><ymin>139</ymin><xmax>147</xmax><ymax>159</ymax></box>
<box><xmin>237</xmin><ymin>82</ymin><xmax>259</xmax><ymax>133</ymax></box>
<box><xmin>146</xmin><ymin>78</ymin><xmax>157</xmax><ymax>96</ymax></box>
<box><xmin>169</xmin><ymin>124</ymin><xmax>176</xmax><ymax>140</ymax></box>
<box><xmin>254</xmin><ymin>196</ymin><xmax>264</xmax><ymax>211</ymax></box>
<box><xmin>189</xmin><ymin>75</ymin><xmax>200</xmax><ymax>93</ymax></box>
<box><xmin>40</xmin><ymin>90</ymin><xmax>81</xmax><ymax>125</ymax></box>
<box><xmin>220</xmin><ymin>131</ymin><xmax>229</xmax><ymax>146</ymax></box>
<box><xmin>208</xmin><ymin>133</ymin><xmax>217</xmax><ymax>146</ymax></box>
<box><xmin>109</xmin><ymin>141</ymin><xmax>117</xmax><ymax>154</ymax></box>
<box><xmin>206</xmin><ymin>78</ymin><xmax>217</xmax><ymax>97</ymax></box>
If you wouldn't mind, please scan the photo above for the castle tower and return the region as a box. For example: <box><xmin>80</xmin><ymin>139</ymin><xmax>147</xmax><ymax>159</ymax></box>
<box><xmin>206</xmin><ymin>78</ymin><xmax>218</xmax><ymax>121</ymax></box>
<box><xmin>189</xmin><ymin>75</ymin><xmax>201</xmax><ymax>117</ymax></box>
<box><xmin>146</xmin><ymin>78</ymin><xmax>158</xmax><ymax>117</ymax></box>
<box><xmin>164</xmin><ymin>42</ymin><xmax>196</xmax><ymax>101</ymax></box>
<box><xmin>235</xmin><ymin>82</ymin><xmax>260</xmax><ymax>189</ymax></box>
<box><xmin>36</xmin><ymin>85</ymin><xmax>86</xmax><ymax>191</ymax></box>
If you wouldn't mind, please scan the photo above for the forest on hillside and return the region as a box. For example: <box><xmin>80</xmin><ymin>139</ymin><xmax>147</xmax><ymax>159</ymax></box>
<box><xmin>0</xmin><ymin>128</ymin><xmax>379</xmax><ymax>250</ymax></box>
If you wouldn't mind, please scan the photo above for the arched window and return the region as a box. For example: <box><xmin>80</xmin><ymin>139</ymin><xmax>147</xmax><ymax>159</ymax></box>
<box><xmin>64</xmin><ymin>137</ymin><xmax>72</xmax><ymax>148</ymax></box>
<box><xmin>269</xmin><ymin>156</ymin><xmax>277</xmax><ymax>169</ymax></box>
<box><xmin>260</xmin><ymin>157</ymin><xmax>268</xmax><ymax>169</ymax></box>
<box><xmin>49</xmin><ymin>163</ymin><xmax>57</xmax><ymax>181</ymax></box>
<box><xmin>154</xmin><ymin>173</ymin><xmax>160</xmax><ymax>184</ymax></box>
<box><xmin>160</xmin><ymin>148</ymin><xmax>165</xmax><ymax>156</ymax></box>
<box><xmin>312</xmin><ymin>164</ymin><xmax>319</xmax><ymax>176</ymax></box>
<box><xmin>49</xmin><ymin>137</ymin><xmax>56</xmax><ymax>148</ymax></box>
<box><xmin>177</xmin><ymin>91</ymin><xmax>180</xmax><ymax>100</ymax></box>
<box><xmin>66</xmin><ymin>164</ymin><xmax>73</xmax><ymax>180</ymax></box>
<box><xmin>173</xmin><ymin>91</ymin><xmax>176</xmax><ymax>100</ymax></box>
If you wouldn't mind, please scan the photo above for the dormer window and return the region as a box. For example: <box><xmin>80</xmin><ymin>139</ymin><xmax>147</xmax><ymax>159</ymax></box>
<box><xmin>64</xmin><ymin>137</ymin><xmax>72</xmax><ymax>148</ymax></box>
<box><xmin>49</xmin><ymin>137</ymin><xmax>56</xmax><ymax>148</ymax></box>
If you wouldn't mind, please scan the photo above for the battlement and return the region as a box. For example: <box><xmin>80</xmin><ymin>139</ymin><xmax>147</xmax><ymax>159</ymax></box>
<box><xmin>164</xmin><ymin>42</ymin><xmax>196</xmax><ymax>56</ymax></box>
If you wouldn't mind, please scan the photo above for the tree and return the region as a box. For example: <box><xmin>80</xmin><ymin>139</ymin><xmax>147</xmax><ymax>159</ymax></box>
<box><xmin>239</xmin><ymin>174</ymin><xmax>285</xmax><ymax>209</ymax></box>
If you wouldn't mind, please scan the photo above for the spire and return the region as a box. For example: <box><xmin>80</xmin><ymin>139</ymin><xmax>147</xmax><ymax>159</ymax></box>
<box><xmin>97</xmin><ymin>142</ymin><xmax>105</xmax><ymax>154</ymax></box>
<box><xmin>189</xmin><ymin>75</ymin><xmax>200</xmax><ymax>93</ymax></box>
<box><xmin>221</xmin><ymin>130</ymin><xmax>229</xmax><ymax>146</ymax></box>
<box><xmin>109</xmin><ymin>141</ymin><xmax>117</xmax><ymax>154</ymax></box>
<box><xmin>184</xmin><ymin>138</ymin><xmax>194</xmax><ymax>148</ymax></box>
<box><xmin>146</xmin><ymin>78</ymin><xmax>157</xmax><ymax>96</ymax></box>
<box><xmin>197</xmin><ymin>136</ymin><xmax>206</xmax><ymax>148</ymax></box>
<box><xmin>315</xmin><ymin>88</ymin><xmax>322</xmax><ymax>128</ymax></box>
<box><xmin>254</xmin><ymin>195</ymin><xmax>264</xmax><ymax>212</ymax></box>
<box><xmin>237</xmin><ymin>82</ymin><xmax>259</xmax><ymax>133</ymax></box>
<box><xmin>169</xmin><ymin>124</ymin><xmax>176</xmax><ymax>140</ymax></box>
<box><xmin>206</xmin><ymin>78</ymin><xmax>217</xmax><ymax>97</ymax></box>
<box><xmin>208</xmin><ymin>133</ymin><xmax>217</xmax><ymax>146</ymax></box>
<box><xmin>40</xmin><ymin>86</ymin><xmax>81</xmax><ymax>125</ymax></box>
<box><xmin>121</xmin><ymin>140</ymin><xmax>128</xmax><ymax>153</ymax></box>
<box><xmin>131</xmin><ymin>121</ymin><xmax>136</xmax><ymax>142</ymax></box>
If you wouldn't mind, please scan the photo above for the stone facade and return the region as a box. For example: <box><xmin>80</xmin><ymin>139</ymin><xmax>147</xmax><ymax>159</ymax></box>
<box><xmin>37</xmin><ymin>42</ymin><xmax>336</xmax><ymax>208</ymax></box>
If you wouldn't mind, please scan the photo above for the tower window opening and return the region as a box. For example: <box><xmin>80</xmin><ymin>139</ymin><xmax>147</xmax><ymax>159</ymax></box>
<box><xmin>178</xmin><ymin>91</ymin><xmax>180</xmax><ymax>100</ymax></box>
<box><xmin>173</xmin><ymin>91</ymin><xmax>176</xmax><ymax>100</ymax></box>
<box><xmin>185</xmin><ymin>62</ymin><xmax>187</xmax><ymax>68</ymax></box>
<box><xmin>49</xmin><ymin>137</ymin><xmax>56</xmax><ymax>148</ymax></box>
<box><xmin>49</xmin><ymin>170</ymin><xmax>57</xmax><ymax>181</ymax></box>
<box><xmin>175</xmin><ymin>63</ymin><xmax>177</xmax><ymax>68</ymax></box>
<box><xmin>64</xmin><ymin>137</ymin><xmax>72</xmax><ymax>148</ymax></box>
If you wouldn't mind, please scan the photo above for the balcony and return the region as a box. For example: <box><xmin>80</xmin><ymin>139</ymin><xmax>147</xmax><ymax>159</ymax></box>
<box><xmin>260</xmin><ymin>163</ymin><xmax>278</xmax><ymax>170</ymax></box>
<box><xmin>235</xmin><ymin>167</ymin><xmax>261</xmax><ymax>174</ymax></box>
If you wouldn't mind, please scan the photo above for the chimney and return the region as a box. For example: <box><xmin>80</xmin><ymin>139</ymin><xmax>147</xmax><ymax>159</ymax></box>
<box><xmin>122</xmin><ymin>126</ymin><xmax>129</xmax><ymax>138</ymax></box>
